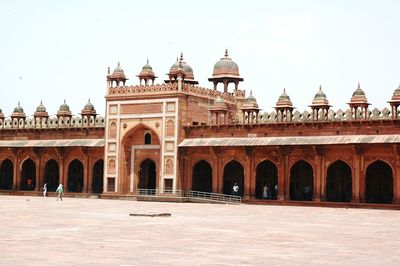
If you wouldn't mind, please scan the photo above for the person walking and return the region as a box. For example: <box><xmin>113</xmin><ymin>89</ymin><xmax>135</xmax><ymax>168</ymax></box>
<box><xmin>56</xmin><ymin>184</ymin><xmax>64</xmax><ymax>201</ymax></box>
<box><xmin>42</xmin><ymin>183</ymin><xmax>47</xmax><ymax>198</ymax></box>
<box><xmin>262</xmin><ymin>184</ymin><xmax>268</xmax><ymax>199</ymax></box>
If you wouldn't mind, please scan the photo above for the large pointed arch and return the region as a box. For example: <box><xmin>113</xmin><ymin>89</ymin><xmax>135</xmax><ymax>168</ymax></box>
<box><xmin>290</xmin><ymin>160</ymin><xmax>313</xmax><ymax>201</ymax></box>
<box><xmin>44</xmin><ymin>159</ymin><xmax>59</xmax><ymax>192</ymax></box>
<box><xmin>92</xmin><ymin>159</ymin><xmax>104</xmax><ymax>194</ymax></box>
<box><xmin>255</xmin><ymin>160</ymin><xmax>278</xmax><ymax>199</ymax></box>
<box><xmin>365</xmin><ymin>160</ymin><xmax>393</xmax><ymax>204</ymax></box>
<box><xmin>192</xmin><ymin>160</ymin><xmax>213</xmax><ymax>193</ymax></box>
<box><xmin>68</xmin><ymin>159</ymin><xmax>84</xmax><ymax>192</ymax></box>
<box><xmin>0</xmin><ymin>159</ymin><xmax>14</xmax><ymax>190</ymax></box>
<box><xmin>21</xmin><ymin>158</ymin><xmax>36</xmax><ymax>191</ymax></box>
<box><xmin>326</xmin><ymin>160</ymin><xmax>352</xmax><ymax>202</ymax></box>
<box><xmin>223</xmin><ymin>160</ymin><xmax>244</xmax><ymax>196</ymax></box>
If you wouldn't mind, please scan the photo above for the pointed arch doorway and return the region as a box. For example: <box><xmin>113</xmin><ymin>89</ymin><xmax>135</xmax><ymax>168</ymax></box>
<box><xmin>138</xmin><ymin>159</ymin><xmax>156</xmax><ymax>194</ymax></box>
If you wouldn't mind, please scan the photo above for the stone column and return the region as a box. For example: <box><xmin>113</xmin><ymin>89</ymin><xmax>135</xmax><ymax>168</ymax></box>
<box><xmin>393</xmin><ymin>145</ymin><xmax>400</xmax><ymax>203</ymax></box>
<box><xmin>244</xmin><ymin>147</ymin><xmax>253</xmax><ymax>199</ymax></box>
<box><xmin>313</xmin><ymin>146</ymin><xmax>325</xmax><ymax>201</ymax></box>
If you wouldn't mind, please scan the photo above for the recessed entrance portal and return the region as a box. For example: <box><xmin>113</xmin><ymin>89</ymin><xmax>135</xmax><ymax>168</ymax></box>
<box><xmin>68</xmin><ymin>159</ymin><xmax>84</xmax><ymax>192</ymax></box>
<box><xmin>223</xmin><ymin>160</ymin><xmax>244</xmax><ymax>196</ymax></box>
<box><xmin>0</xmin><ymin>159</ymin><xmax>13</xmax><ymax>190</ymax></box>
<box><xmin>255</xmin><ymin>160</ymin><xmax>278</xmax><ymax>199</ymax></box>
<box><xmin>326</xmin><ymin>160</ymin><xmax>352</xmax><ymax>202</ymax></box>
<box><xmin>21</xmin><ymin>159</ymin><xmax>36</xmax><ymax>191</ymax></box>
<box><xmin>138</xmin><ymin>159</ymin><xmax>156</xmax><ymax>191</ymax></box>
<box><xmin>290</xmin><ymin>160</ymin><xmax>314</xmax><ymax>201</ymax></box>
<box><xmin>44</xmin><ymin>160</ymin><xmax>59</xmax><ymax>192</ymax></box>
<box><xmin>365</xmin><ymin>160</ymin><xmax>393</xmax><ymax>204</ymax></box>
<box><xmin>92</xmin><ymin>160</ymin><xmax>104</xmax><ymax>194</ymax></box>
<box><xmin>192</xmin><ymin>160</ymin><xmax>212</xmax><ymax>193</ymax></box>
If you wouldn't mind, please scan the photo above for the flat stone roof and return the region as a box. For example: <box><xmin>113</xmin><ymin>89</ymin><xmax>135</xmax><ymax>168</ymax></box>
<box><xmin>1</xmin><ymin>195</ymin><xmax>400</xmax><ymax>265</ymax></box>
<box><xmin>0</xmin><ymin>138</ymin><xmax>104</xmax><ymax>147</ymax></box>
<box><xmin>179</xmin><ymin>134</ymin><xmax>400</xmax><ymax>147</ymax></box>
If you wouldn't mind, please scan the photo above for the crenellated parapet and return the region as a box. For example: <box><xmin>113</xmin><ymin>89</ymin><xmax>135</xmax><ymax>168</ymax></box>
<box><xmin>0</xmin><ymin>115</ymin><xmax>105</xmax><ymax>130</ymax></box>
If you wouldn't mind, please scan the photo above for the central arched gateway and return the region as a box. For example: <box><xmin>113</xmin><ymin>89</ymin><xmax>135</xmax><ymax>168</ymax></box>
<box><xmin>0</xmin><ymin>159</ymin><xmax>13</xmax><ymax>190</ymax></box>
<box><xmin>326</xmin><ymin>160</ymin><xmax>352</xmax><ymax>202</ymax></box>
<box><xmin>21</xmin><ymin>159</ymin><xmax>36</xmax><ymax>191</ymax></box>
<box><xmin>138</xmin><ymin>159</ymin><xmax>156</xmax><ymax>192</ymax></box>
<box><xmin>223</xmin><ymin>160</ymin><xmax>244</xmax><ymax>196</ymax></box>
<box><xmin>192</xmin><ymin>160</ymin><xmax>212</xmax><ymax>193</ymax></box>
<box><xmin>365</xmin><ymin>160</ymin><xmax>393</xmax><ymax>204</ymax></box>
<box><xmin>68</xmin><ymin>159</ymin><xmax>84</xmax><ymax>192</ymax></box>
<box><xmin>290</xmin><ymin>160</ymin><xmax>314</xmax><ymax>201</ymax></box>
<box><xmin>255</xmin><ymin>160</ymin><xmax>278</xmax><ymax>199</ymax></box>
<box><xmin>44</xmin><ymin>160</ymin><xmax>59</xmax><ymax>192</ymax></box>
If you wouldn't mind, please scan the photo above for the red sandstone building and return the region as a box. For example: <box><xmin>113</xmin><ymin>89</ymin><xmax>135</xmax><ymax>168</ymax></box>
<box><xmin>1</xmin><ymin>50</ymin><xmax>400</xmax><ymax>205</ymax></box>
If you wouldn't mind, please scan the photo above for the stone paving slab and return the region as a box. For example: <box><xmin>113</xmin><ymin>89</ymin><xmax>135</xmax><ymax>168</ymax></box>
<box><xmin>0</xmin><ymin>195</ymin><xmax>399</xmax><ymax>265</ymax></box>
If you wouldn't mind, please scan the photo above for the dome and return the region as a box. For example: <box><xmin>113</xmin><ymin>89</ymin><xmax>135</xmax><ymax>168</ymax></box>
<box><xmin>84</xmin><ymin>99</ymin><xmax>95</xmax><ymax>111</ymax></box>
<box><xmin>111</xmin><ymin>62</ymin><xmax>127</xmax><ymax>79</ymax></box>
<box><xmin>59</xmin><ymin>100</ymin><xmax>70</xmax><ymax>112</ymax></box>
<box><xmin>36</xmin><ymin>101</ymin><xmax>46</xmax><ymax>113</ymax></box>
<box><xmin>169</xmin><ymin>54</ymin><xmax>195</xmax><ymax>80</ymax></box>
<box><xmin>242</xmin><ymin>91</ymin><xmax>259</xmax><ymax>109</ymax></box>
<box><xmin>393</xmin><ymin>84</ymin><xmax>400</xmax><ymax>97</ymax></box>
<box><xmin>142</xmin><ymin>59</ymin><xmax>153</xmax><ymax>72</ymax></box>
<box><xmin>210</xmin><ymin>96</ymin><xmax>227</xmax><ymax>111</ymax></box>
<box><xmin>275</xmin><ymin>88</ymin><xmax>293</xmax><ymax>107</ymax></box>
<box><xmin>13</xmin><ymin>101</ymin><xmax>24</xmax><ymax>113</ymax></box>
<box><xmin>311</xmin><ymin>85</ymin><xmax>330</xmax><ymax>106</ymax></box>
<box><xmin>352</xmin><ymin>82</ymin><xmax>366</xmax><ymax>97</ymax></box>
<box><xmin>212</xmin><ymin>49</ymin><xmax>239</xmax><ymax>77</ymax></box>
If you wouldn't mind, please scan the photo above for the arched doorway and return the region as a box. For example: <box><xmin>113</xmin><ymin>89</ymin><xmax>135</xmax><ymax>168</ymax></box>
<box><xmin>192</xmin><ymin>160</ymin><xmax>212</xmax><ymax>193</ymax></box>
<box><xmin>290</xmin><ymin>160</ymin><xmax>313</xmax><ymax>201</ymax></box>
<box><xmin>223</xmin><ymin>160</ymin><xmax>244</xmax><ymax>196</ymax></box>
<box><xmin>21</xmin><ymin>159</ymin><xmax>36</xmax><ymax>191</ymax></box>
<box><xmin>44</xmin><ymin>160</ymin><xmax>59</xmax><ymax>192</ymax></box>
<box><xmin>365</xmin><ymin>160</ymin><xmax>393</xmax><ymax>204</ymax></box>
<box><xmin>255</xmin><ymin>160</ymin><xmax>278</xmax><ymax>199</ymax></box>
<box><xmin>0</xmin><ymin>159</ymin><xmax>13</xmax><ymax>190</ymax></box>
<box><xmin>92</xmin><ymin>160</ymin><xmax>104</xmax><ymax>194</ymax></box>
<box><xmin>68</xmin><ymin>159</ymin><xmax>84</xmax><ymax>192</ymax></box>
<box><xmin>326</xmin><ymin>160</ymin><xmax>352</xmax><ymax>202</ymax></box>
<box><xmin>138</xmin><ymin>159</ymin><xmax>156</xmax><ymax>192</ymax></box>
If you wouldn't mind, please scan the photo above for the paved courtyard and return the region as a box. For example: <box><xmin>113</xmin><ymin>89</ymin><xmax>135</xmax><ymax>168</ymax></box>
<box><xmin>0</xmin><ymin>196</ymin><xmax>399</xmax><ymax>265</ymax></box>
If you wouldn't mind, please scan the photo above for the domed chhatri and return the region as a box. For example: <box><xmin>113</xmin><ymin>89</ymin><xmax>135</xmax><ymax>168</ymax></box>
<box><xmin>276</xmin><ymin>88</ymin><xmax>293</xmax><ymax>107</ymax></box>
<box><xmin>310</xmin><ymin>85</ymin><xmax>330</xmax><ymax>106</ymax></box>
<box><xmin>137</xmin><ymin>59</ymin><xmax>157</xmax><ymax>86</ymax></box>
<box><xmin>59</xmin><ymin>99</ymin><xmax>70</xmax><ymax>112</ymax></box>
<box><xmin>107</xmin><ymin>62</ymin><xmax>128</xmax><ymax>87</ymax></box>
<box><xmin>212</xmin><ymin>49</ymin><xmax>240</xmax><ymax>77</ymax></box>
<box><xmin>11</xmin><ymin>101</ymin><xmax>26</xmax><ymax>119</ymax></box>
<box><xmin>35</xmin><ymin>100</ymin><xmax>47</xmax><ymax>113</ymax></box>
<box><xmin>34</xmin><ymin>100</ymin><xmax>49</xmax><ymax>119</ymax></box>
<box><xmin>348</xmin><ymin>83</ymin><xmax>370</xmax><ymax>119</ymax></box>
<box><xmin>242</xmin><ymin>90</ymin><xmax>259</xmax><ymax>110</ymax></box>
<box><xmin>81</xmin><ymin>99</ymin><xmax>97</xmax><ymax>123</ymax></box>
<box><xmin>388</xmin><ymin>83</ymin><xmax>400</xmax><ymax>119</ymax></box>
<box><xmin>309</xmin><ymin>86</ymin><xmax>331</xmax><ymax>122</ymax></box>
<box><xmin>209</xmin><ymin>49</ymin><xmax>243</xmax><ymax>93</ymax></box>
<box><xmin>210</xmin><ymin>96</ymin><xmax>228</xmax><ymax>111</ymax></box>
<box><xmin>166</xmin><ymin>53</ymin><xmax>198</xmax><ymax>84</ymax></box>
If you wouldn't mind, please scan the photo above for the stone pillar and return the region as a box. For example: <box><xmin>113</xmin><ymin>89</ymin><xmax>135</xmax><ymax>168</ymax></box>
<box><xmin>277</xmin><ymin>147</ymin><xmax>289</xmax><ymax>200</ymax></box>
<box><xmin>244</xmin><ymin>147</ymin><xmax>253</xmax><ymax>199</ymax></box>
<box><xmin>393</xmin><ymin>145</ymin><xmax>400</xmax><ymax>203</ymax></box>
<box><xmin>214</xmin><ymin>147</ymin><xmax>223</xmax><ymax>194</ymax></box>
<box><xmin>352</xmin><ymin>146</ymin><xmax>363</xmax><ymax>203</ymax></box>
<box><xmin>313</xmin><ymin>146</ymin><xmax>325</xmax><ymax>202</ymax></box>
<box><xmin>11</xmin><ymin>148</ymin><xmax>21</xmax><ymax>190</ymax></box>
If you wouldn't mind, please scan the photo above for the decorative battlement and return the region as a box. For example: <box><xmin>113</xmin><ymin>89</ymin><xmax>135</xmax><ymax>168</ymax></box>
<box><xmin>0</xmin><ymin>115</ymin><xmax>105</xmax><ymax>130</ymax></box>
<box><xmin>107</xmin><ymin>83</ymin><xmax>244</xmax><ymax>104</ymax></box>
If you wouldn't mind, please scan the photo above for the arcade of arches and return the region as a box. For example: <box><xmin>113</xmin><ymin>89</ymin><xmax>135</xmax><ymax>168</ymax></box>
<box><xmin>0</xmin><ymin>147</ymin><xmax>104</xmax><ymax>193</ymax></box>
<box><xmin>181</xmin><ymin>146</ymin><xmax>400</xmax><ymax>204</ymax></box>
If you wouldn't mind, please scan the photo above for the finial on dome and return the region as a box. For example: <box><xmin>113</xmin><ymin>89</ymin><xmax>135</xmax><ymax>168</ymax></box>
<box><xmin>117</xmin><ymin>61</ymin><xmax>120</xmax><ymax>67</ymax></box>
<box><xmin>250</xmin><ymin>90</ymin><xmax>253</xmax><ymax>96</ymax></box>
<box><xmin>88</xmin><ymin>98</ymin><xmax>91</xmax><ymax>103</ymax></box>
<box><xmin>358</xmin><ymin>82</ymin><xmax>360</xmax><ymax>89</ymax></box>
<box><xmin>64</xmin><ymin>99</ymin><xmax>66</xmax><ymax>104</ymax></box>
<box><xmin>319</xmin><ymin>85</ymin><xmax>322</xmax><ymax>90</ymax></box>
<box><xmin>283</xmin><ymin>88</ymin><xmax>286</xmax><ymax>93</ymax></box>
<box><xmin>18</xmin><ymin>101</ymin><xmax>20</xmax><ymax>105</ymax></box>
<box><xmin>225</xmin><ymin>48</ymin><xmax>228</xmax><ymax>57</ymax></box>
<box><xmin>107</xmin><ymin>66</ymin><xmax>110</xmax><ymax>74</ymax></box>
<box><xmin>40</xmin><ymin>100</ymin><xmax>43</xmax><ymax>105</ymax></box>
<box><xmin>146</xmin><ymin>58</ymin><xmax>149</xmax><ymax>64</ymax></box>
<box><xmin>180</xmin><ymin>53</ymin><xmax>184</xmax><ymax>61</ymax></box>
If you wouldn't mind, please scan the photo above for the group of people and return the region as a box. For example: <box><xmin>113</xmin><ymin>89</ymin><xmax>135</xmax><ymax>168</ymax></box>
<box><xmin>262</xmin><ymin>184</ymin><xmax>278</xmax><ymax>200</ymax></box>
<box><xmin>41</xmin><ymin>183</ymin><xmax>64</xmax><ymax>201</ymax></box>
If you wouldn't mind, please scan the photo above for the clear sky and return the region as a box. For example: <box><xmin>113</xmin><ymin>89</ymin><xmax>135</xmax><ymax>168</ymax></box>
<box><xmin>0</xmin><ymin>0</ymin><xmax>399</xmax><ymax>117</ymax></box>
